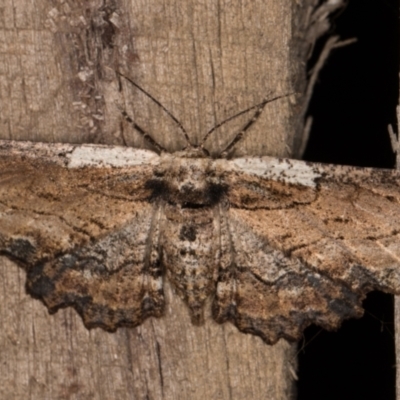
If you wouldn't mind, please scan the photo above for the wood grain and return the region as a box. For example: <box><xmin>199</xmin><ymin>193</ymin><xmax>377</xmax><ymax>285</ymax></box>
<box><xmin>0</xmin><ymin>0</ymin><xmax>342</xmax><ymax>398</ymax></box>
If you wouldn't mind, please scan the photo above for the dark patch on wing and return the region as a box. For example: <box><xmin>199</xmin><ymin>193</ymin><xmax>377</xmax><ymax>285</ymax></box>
<box><xmin>145</xmin><ymin>179</ymin><xmax>168</xmax><ymax>201</ymax></box>
<box><xmin>7</xmin><ymin>238</ymin><xmax>37</xmax><ymax>262</ymax></box>
<box><xmin>26</xmin><ymin>264</ymin><xmax>56</xmax><ymax>298</ymax></box>
<box><xmin>205</xmin><ymin>183</ymin><xmax>228</xmax><ymax>205</ymax></box>
<box><xmin>179</xmin><ymin>225</ymin><xmax>197</xmax><ymax>241</ymax></box>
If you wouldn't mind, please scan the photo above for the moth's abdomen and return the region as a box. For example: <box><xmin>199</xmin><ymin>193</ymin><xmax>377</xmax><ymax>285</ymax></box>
<box><xmin>161</xmin><ymin>205</ymin><xmax>218</xmax><ymax>324</ymax></box>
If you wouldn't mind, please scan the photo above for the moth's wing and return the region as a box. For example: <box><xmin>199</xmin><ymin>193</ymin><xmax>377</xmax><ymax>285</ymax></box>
<box><xmin>213</xmin><ymin>207</ymin><xmax>363</xmax><ymax>344</ymax></box>
<box><xmin>0</xmin><ymin>140</ymin><xmax>159</xmax><ymax>262</ymax></box>
<box><xmin>27</xmin><ymin>206</ymin><xmax>164</xmax><ymax>330</ymax></box>
<box><xmin>212</xmin><ymin>157</ymin><xmax>400</xmax><ymax>343</ymax></box>
<box><xmin>0</xmin><ymin>140</ymin><xmax>164</xmax><ymax>329</ymax></box>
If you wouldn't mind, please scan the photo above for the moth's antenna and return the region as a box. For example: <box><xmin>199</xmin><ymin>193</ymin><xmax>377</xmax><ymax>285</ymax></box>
<box><xmin>201</xmin><ymin>94</ymin><xmax>291</xmax><ymax>157</ymax></box>
<box><xmin>117</xmin><ymin>71</ymin><xmax>191</xmax><ymax>146</ymax></box>
<box><xmin>115</xmin><ymin>103</ymin><xmax>167</xmax><ymax>154</ymax></box>
<box><xmin>199</xmin><ymin>97</ymin><xmax>267</xmax><ymax>146</ymax></box>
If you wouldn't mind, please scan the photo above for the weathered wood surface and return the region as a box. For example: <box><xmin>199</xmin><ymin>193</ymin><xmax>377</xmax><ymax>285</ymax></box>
<box><xmin>0</xmin><ymin>0</ymin><xmax>341</xmax><ymax>398</ymax></box>
<box><xmin>396</xmin><ymin>295</ymin><xmax>400</xmax><ymax>399</ymax></box>
<box><xmin>394</xmin><ymin>103</ymin><xmax>400</xmax><ymax>400</ymax></box>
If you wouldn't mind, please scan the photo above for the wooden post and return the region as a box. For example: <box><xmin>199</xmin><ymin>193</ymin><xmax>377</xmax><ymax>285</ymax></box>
<box><xmin>0</xmin><ymin>0</ymin><xmax>343</xmax><ymax>398</ymax></box>
<box><xmin>394</xmin><ymin>104</ymin><xmax>400</xmax><ymax>399</ymax></box>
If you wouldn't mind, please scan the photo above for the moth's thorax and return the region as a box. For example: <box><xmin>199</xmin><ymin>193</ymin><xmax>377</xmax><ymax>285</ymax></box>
<box><xmin>149</xmin><ymin>150</ymin><xmax>226</xmax><ymax>206</ymax></box>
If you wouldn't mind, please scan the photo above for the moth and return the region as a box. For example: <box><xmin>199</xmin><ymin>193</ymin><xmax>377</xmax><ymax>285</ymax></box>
<box><xmin>1</xmin><ymin>77</ymin><xmax>400</xmax><ymax>344</ymax></box>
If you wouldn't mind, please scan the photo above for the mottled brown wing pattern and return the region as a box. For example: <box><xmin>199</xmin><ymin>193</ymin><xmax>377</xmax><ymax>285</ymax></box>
<box><xmin>0</xmin><ymin>141</ymin><xmax>164</xmax><ymax>329</ymax></box>
<box><xmin>213</xmin><ymin>206</ymin><xmax>362</xmax><ymax>344</ymax></box>
<box><xmin>26</xmin><ymin>206</ymin><xmax>164</xmax><ymax>330</ymax></box>
<box><xmin>214</xmin><ymin>158</ymin><xmax>400</xmax><ymax>342</ymax></box>
<box><xmin>2</xmin><ymin>140</ymin><xmax>400</xmax><ymax>343</ymax></box>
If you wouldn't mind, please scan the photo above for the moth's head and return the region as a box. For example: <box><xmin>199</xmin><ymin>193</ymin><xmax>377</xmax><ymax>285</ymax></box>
<box><xmin>173</xmin><ymin>146</ymin><xmax>210</xmax><ymax>159</ymax></box>
<box><xmin>147</xmin><ymin>152</ymin><xmax>226</xmax><ymax>206</ymax></box>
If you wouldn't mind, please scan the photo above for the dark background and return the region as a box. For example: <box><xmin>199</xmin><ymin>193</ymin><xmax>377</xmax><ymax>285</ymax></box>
<box><xmin>298</xmin><ymin>0</ymin><xmax>399</xmax><ymax>399</ymax></box>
